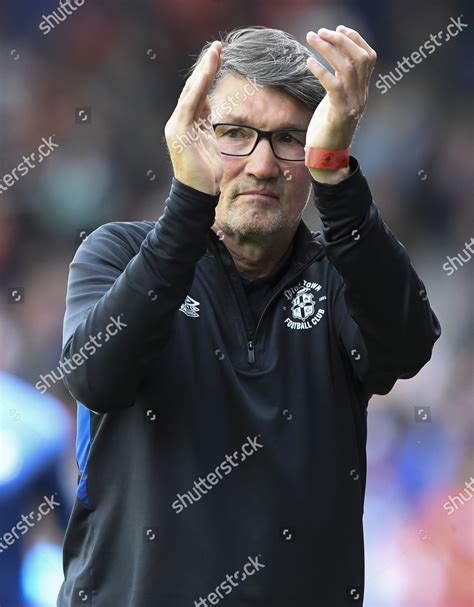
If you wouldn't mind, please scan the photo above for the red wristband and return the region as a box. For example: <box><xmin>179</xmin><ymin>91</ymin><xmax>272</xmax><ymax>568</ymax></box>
<box><xmin>305</xmin><ymin>146</ymin><xmax>350</xmax><ymax>170</ymax></box>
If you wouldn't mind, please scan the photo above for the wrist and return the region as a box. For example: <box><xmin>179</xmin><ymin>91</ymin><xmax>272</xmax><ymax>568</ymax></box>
<box><xmin>308</xmin><ymin>165</ymin><xmax>351</xmax><ymax>184</ymax></box>
<box><xmin>307</xmin><ymin>117</ymin><xmax>357</xmax><ymax>152</ymax></box>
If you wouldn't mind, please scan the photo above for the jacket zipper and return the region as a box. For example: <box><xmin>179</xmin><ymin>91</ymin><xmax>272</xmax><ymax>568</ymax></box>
<box><xmin>246</xmin><ymin>253</ymin><xmax>324</xmax><ymax>365</ymax></box>
<box><xmin>247</xmin><ymin>340</ymin><xmax>255</xmax><ymax>364</ymax></box>
<box><xmin>209</xmin><ymin>229</ymin><xmax>325</xmax><ymax>366</ymax></box>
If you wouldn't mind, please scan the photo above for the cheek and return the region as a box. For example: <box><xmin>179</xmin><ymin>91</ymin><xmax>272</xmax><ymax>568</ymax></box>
<box><xmin>283</xmin><ymin>167</ymin><xmax>312</xmax><ymax>202</ymax></box>
<box><xmin>219</xmin><ymin>160</ymin><xmax>247</xmax><ymax>212</ymax></box>
<box><xmin>283</xmin><ymin>163</ymin><xmax>310</xmax><ymax>183</ymax></box>
<box><xmin>221</xmin><ymin>158</ymin><xmax>244</xmax><ymax>187</ymax></box>
<box><xmin>215</xmin><ymin>161</ymin><xmax>241</xmax><ymax>220</ymax></box>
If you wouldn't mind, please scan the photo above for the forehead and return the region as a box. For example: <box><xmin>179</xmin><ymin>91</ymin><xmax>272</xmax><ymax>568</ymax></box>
<box><xmin>211</xmin><ymin>73</ymin><xmax>312</xmax><ymax>131</ymax></box>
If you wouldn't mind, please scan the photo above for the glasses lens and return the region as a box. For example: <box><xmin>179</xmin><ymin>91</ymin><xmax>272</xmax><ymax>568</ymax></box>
<box><xmin>214</xmin><ymin>125</ymin><xmax>257</xmax><ymax>156</ymax></box>
<box><xmin>272</xmin><ymin>130</ymin><xmax>306</xmax><ymax>160</ymax></box>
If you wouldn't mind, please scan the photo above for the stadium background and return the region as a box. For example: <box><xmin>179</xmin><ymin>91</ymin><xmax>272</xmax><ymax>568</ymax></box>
<box><xmin>0</xmin><ymin>0</ymin><xmax>472</xmax><ymax>604</ymax></box>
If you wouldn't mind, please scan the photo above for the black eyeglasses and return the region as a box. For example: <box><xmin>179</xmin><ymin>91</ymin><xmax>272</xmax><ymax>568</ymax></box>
<box><xmin>212</xmin><ymin>123</ymin><xmax>307</xmax><ymax>161</ymax></box>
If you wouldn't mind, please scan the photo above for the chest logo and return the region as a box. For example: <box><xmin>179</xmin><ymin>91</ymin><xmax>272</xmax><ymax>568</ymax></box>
<box><xmin>179</xmin><ymin>295</ymin><xmax>200</xmax><ymax>318</ymax></box>
<box><xmin>283</xmin><ymin>280</ymin><xmax>326</xmax><ymax>330</ymax></box>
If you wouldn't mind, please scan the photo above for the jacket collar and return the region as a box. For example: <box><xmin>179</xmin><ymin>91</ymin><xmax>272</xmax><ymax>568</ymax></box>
<box><xmin>207</xmin><ymin>220</ymin><xmax>324</xmax><ymax>272</ymax></box>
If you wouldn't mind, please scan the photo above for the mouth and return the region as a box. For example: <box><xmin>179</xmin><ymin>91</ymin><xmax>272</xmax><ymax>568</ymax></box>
<box><xmin>238</xmin><ymin>190</ymin><xmax>279</xmax><ymax>200</ymax></box>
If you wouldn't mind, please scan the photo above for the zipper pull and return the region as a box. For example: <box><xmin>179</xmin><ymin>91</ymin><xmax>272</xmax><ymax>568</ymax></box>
<box><xmin>247</xmin><ymin>340</ymin><xmax>255</xmax><ymax>364</ymax></box>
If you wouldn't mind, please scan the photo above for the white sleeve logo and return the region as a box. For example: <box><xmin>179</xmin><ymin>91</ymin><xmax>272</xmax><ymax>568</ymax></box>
<box><xmin>179</xmin><ymin>295</ymin><xmax>200</xmax><ymax>318</ymax></box>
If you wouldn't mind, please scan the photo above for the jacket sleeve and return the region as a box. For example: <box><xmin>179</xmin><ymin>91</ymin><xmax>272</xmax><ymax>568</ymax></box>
<box><xmin>61</xmin><ymin>178</ymin><xmax>220</xmax><ymax>412</ymax></box>
<box><xmin>312</xmin><ymin>156</ymin><xmax>441</xmax><ymax>400</ymax></box>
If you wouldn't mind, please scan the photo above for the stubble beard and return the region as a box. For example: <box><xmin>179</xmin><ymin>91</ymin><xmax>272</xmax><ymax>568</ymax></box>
<box><xmin>219</xmin><ymin>195</ymin><xmax>287</xmax><ymax>242</ymax></box>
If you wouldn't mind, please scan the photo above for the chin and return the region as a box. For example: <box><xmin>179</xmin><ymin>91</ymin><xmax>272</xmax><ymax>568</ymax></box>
<box><xmin>226</xmin><ymin>217</ymin><xmax>285</xmax><ymax>239</ymax></box>
<box><xmin>220</xmin><ymin>204</ymin><xmax>287</xmax><ymax>238</ymax></box>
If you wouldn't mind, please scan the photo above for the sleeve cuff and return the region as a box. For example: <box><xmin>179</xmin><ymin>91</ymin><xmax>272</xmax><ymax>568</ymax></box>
<box><xmin>311</xmin><ymin>156</ymin><xmax>373</xmax><ymax>221</ymax></box>
<box><xmin>171</xmin><ymin>177</ymin><xmax>221</xmax><ymax>202</ymax></box>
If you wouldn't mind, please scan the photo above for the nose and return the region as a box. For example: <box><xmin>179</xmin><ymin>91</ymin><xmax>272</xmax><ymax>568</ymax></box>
<box><xmin>244</xmin><ymin>137</ymin><xmax>280</xmax><ymax>180</ymax></box>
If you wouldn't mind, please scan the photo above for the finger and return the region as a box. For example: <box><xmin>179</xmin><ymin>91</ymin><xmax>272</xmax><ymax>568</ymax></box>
<box><xmin>180</xmin><ymin>41</ymin><xmax>221</xmax><ymax>102</ymax></box>
<box><xmin>179</xmin><ymin>43</ymin><xmax>222</xmax><ymax>123</ymax></box>
<box><xmin>335</xmin><ymin>25</ymin><xmax>377</xmax><ymax>62</ymax></box>
<box><xmin>335</xmin><ymin>26</ymin><xmax>377</xmax><ymax>84</ymax></box>
<box><xmin>194</xmin><ymin>50</ymin><xmax>223</xmax><ymax>118</ymax></box>
<box><xmin>306</xmin><ymin>55</ymin><xmax>338</xmax><ymax>93</ymax></box>
<box><xmin>185</xmin><ymin>41</ymin><xmax>221</xmax><ymax>101</ymax></box>
<box><xmin>195</xmin><ymin>42</ymin><xmax>222</xmax><ymax>119</ymax></box>
<box><xmin>318</xmin><ymin>28</ymin><xmax>371</xmax><ymax>65</ymax></box>
<box><xmin>180</xmin><ymin>42</ymin><xmax>219</xmax><ymax>103</ymax></box>
<box><xmin>307</xmin><ymin>31</ymin><xmax>356</xmax><ymax>85</ymax></box>
<box><xmin>174</xmin><ymin>44</ymin><xmax>220</xmax><ymax>136</ymax></box>
<box><xmin>314</xmin><ymin>28</ymin><xmax>371</xmax><ymax>93</ymax></box>
<box><xmin>307</xmin><ymin>31</ymin><xmax>353</xmax><ymax>76</ymax></box>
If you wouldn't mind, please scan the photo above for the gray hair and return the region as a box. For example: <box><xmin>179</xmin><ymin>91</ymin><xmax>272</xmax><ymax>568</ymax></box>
<box><xmin>187</xmin><ymin>26</ymin><xmax>325</xmax><ymax>114</ymax></box>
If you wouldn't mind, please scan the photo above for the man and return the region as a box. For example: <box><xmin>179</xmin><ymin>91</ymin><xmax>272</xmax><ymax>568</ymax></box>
<box><xmin>57</xmin><ymin>26</ymin><xmax>440</xmax><ymax>606</ymax></box>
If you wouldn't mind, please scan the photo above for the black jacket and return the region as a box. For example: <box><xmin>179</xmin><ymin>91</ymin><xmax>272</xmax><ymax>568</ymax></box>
<box><xmin>57</xmin><ymin>157</ymin><xmax>440</xmax><ymax>606</ymax></box>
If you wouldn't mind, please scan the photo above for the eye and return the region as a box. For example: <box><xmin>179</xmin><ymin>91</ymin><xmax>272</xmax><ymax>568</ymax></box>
<box><xmin>219</xmin><ymin>127</ymin><xmax>250</xmax><ymax>139</ymax></box>
<box><xmin>275</xmin><ymin>131</ymin><xmax>304</xmax><ymax>146</ymax></box>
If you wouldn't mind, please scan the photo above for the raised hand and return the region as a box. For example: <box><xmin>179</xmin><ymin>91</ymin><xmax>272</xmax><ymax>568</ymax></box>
<box><xmin>165</xmin><ymin>41</ymin><xmax>224</xmax><ymax>196</ymax></box>
<box><xmin>305</xmin><ymin>26</ymin><xmax>377</xmax><ymax>154</ymax></box>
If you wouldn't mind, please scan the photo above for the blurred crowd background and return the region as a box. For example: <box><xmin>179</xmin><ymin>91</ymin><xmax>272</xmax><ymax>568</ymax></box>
<box><xmin>0</xmin><ymin>0</ymin><xmax>472</xmax><ymax>605</ymax></box>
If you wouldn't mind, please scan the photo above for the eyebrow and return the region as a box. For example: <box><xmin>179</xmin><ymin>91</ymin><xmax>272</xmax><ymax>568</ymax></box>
<box><xmin>220</xmin><ymin>119</ymin><xmax>307</xmax><ymax>131</ymax></box>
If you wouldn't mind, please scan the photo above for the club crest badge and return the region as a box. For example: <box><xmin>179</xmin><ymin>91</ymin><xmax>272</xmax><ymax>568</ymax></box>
<box><xmin>283</xmin><ymin>280</ymin><xmax>326</xmax><ymax>330</ymax></box>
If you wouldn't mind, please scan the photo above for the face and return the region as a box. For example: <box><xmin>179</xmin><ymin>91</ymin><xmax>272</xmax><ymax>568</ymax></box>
<box><xmin>211</xmin><ymin>74</ymin><xmax>313</xmax><ymax>242</ymax></box>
